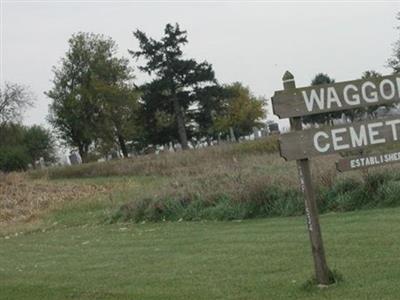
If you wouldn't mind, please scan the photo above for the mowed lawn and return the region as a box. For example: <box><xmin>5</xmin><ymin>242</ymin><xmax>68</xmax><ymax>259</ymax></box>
<box><xmin>1</xmin><ymin>207</ymin><xmax>400</xmax><ymax>300</ymax></box>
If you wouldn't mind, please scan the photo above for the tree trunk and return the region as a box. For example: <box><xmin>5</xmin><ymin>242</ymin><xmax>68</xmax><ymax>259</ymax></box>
<box><xmin>206</xmin><ymin>136</ymin><xmax>212</xmax><ymax>146</ymax></box>
<box><xmin>172</xmin><ymin>97</ymin><xmax>189</xmax><ymax>150</ymax></box>
<box><xmin>117</xmin><ymin>134</ymin><xmax>128</xmax><ymax>158</ymax></box>
<box><xmin>78</xmin><ymin>144</ymin><xmax>88</xmax><ymax>163</ymax></box>
<box><xmin>229</xmin><ymin>127</ymin><xmax>237</xmax><ymax>142</ymax></box>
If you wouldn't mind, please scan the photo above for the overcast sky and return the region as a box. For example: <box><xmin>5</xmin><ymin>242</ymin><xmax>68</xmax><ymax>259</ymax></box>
<box><xmin>1</xmin><ymin>0</ymin><xmax>399</xmax><ymax>129</ymax></box>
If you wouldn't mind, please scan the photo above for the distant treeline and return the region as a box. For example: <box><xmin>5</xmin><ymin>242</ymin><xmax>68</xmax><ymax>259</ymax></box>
<box><xmin>46</xmin><ymin>24</ymin><xmax>267</xmax><ymax>163</ymax></box>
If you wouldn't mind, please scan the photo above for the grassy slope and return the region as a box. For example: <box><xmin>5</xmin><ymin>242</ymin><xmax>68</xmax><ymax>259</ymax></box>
<box><xmin>3</xmin><ymin>140</ymin><xmax>400</xmax><ymax>299</ymax></box>
<box><xmin>1</xmin><ymin>207</ymin><xmax>400</xmax><ymax>300</ymax></box>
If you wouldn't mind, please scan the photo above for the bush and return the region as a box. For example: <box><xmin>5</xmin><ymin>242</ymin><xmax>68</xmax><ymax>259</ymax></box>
<box><xmin>112</xmin><ymin>169</ymin><xmax>400</xmax><ymax>223</ymax></box>
<box><xmin>111</xmin><ymin>185</ymin><xmax>304</xmax><ymax>223</ymax></box>
<box><xmin>318</xmin><ymin>171</ymin><xmax>400</xmax><ymax>213</ymax></box>
<box><xmin>0</xmin><ymin>146</ymin><xmax>30</xmax><ymax>172</ymax></box>
<box><xmin>376</xmin><ymin>181</ymin><xmax>400</xmax><ymax>207</ymax></box>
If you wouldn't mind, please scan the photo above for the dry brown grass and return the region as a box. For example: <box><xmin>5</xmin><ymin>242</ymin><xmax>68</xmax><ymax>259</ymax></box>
<box><xmin>1</xmin><ymin>137</ymin><xmax>358</xmax><ymax>225</ymax></box>
<box><xmin>0</xmin><ymin>172</ymin><xmax>108</xmax><ymax>224</ymax></box>
<box><xmin>29</xmin><ymin>137</ymin><xmax>280</xmax><ymax>180</ymax></box>
<box><xmin>150</xmin><ymin>153</ymin><xmax>343</xmax><ymax>206</ymax></box>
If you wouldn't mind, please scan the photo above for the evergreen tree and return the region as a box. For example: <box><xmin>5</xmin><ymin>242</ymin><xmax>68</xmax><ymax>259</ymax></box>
<box><xmin>130</xmin><ymin>23</ymin><xmax>217</xmax><ymax>149</ymax></box>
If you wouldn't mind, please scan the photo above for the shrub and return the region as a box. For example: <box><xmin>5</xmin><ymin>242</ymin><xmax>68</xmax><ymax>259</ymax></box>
<box><xmin>111</xmin><ymin>185</ymin><xmax>304</xmax><ymax>223</ymax></box>
<box><xmin>112</xmin><ymin>169</ymin><xmax>400</xmax><ymax>223</ymax></box>
<box><xmin>376</xmin><ymin>181</ymin><xmax>400</xmax><ymax>207</ymax></box>
<box><xmin>0</xmin><ymin>146</ymin><xmax>30</xmax><ymax>172</ymax></box>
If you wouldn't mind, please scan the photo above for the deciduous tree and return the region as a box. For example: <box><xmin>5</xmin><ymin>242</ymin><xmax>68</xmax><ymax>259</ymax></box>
<box><xmin>0</xmin><ymin>82</ymin><xmax>34</xmax><ymax>125</ymax></box>
<box><xmin>214</xmin><ymin>83</ymin><xmax>266</xmax><ymax>140</ymax></box>
<box><xmin>388</xmin><ymin>12</ymin><xmax>400</xmax><ymax>73</ymax></box>
<box><xmin>47</xmin><ymin>32</ymin><xmax>133</xmax><ymax>162</ymax></box>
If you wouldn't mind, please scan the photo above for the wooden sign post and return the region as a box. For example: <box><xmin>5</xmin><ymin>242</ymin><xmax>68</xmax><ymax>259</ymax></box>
<box><xmin>273</xmin><ymin>71</ymin><xmax>400</xmax><ymax>285</ymax></box>
<box><xmin>282</xmin><ymin>71</ymin><xmax>331</xmax><ymax>285</ymax></box>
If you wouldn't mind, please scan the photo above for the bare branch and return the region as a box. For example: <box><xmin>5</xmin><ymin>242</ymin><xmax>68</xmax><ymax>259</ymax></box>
<box><xmin>0</xmin><ymin>82</ymin><xmax>35</xmax><ymax>124</ymax></box>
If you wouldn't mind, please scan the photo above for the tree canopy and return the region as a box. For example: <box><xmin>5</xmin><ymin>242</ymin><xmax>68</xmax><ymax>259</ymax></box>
<box><xmin>214</xmin><ymin>83</ymin><xmax>266</xmax><ymax>140</ymax></box>
<box><xmin>44</xmin><ymin>25</ymin><xmax>268</xmax><ymax>162</ymax></box>
<box><xmin>47</xmin><ymin>32</ymin><xmax>136</xmax><ymax>161</ymax></box>
<box><xmin>130</xmin><ymin>23</ymin><xmax>218</xmax><ymax>149</ymax></box>
<box><xmin>0</xmin><ymin>123</ymin><xmax>55</xmax><ymax>172</ymax></box>
<box><xmin>0</xmin><ymin>82</ymin><xmax>34</xmax><ymax>125</ymax></box>
<box><xmin>388</xmin><ymin>12</ymin><xmax>400</xmax><ymax>73</ymax></box>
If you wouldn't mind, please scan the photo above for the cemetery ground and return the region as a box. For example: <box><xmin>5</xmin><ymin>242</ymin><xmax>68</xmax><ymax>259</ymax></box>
<box><xmin>2</xmin><ymin>138</ymin><xmax>400</xmax><ymax>299</ymax></box>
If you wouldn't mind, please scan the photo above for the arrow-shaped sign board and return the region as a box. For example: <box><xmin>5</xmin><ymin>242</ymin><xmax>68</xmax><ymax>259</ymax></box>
<box><xmin>272</xmin><ymin>74</ymin><xmax>400</xmax><ymax>118</ymax></box>
<box><xmin>279</xmin><ymin>117</ymin><xmax>400</xmax><ymax>161</ymax></box>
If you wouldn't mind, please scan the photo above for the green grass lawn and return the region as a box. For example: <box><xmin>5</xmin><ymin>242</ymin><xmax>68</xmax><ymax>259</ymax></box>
<box><xmin>1</xmin><ymin>207</ymin><xmax>400</xmax><ymax>299</ymax></box>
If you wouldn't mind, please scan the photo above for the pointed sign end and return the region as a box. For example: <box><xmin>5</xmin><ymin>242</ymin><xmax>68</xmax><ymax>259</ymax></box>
<box><xmin>282</xmin><ymin>71</ymin><xmax>294</xmax><ymax>81</ymax></box>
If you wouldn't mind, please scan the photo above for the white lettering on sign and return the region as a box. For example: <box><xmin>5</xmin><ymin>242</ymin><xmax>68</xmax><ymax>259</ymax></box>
<box><xmin>343</xmin><ymin>84</ymin><xmax>360</xmax><ymax>105</ymax></box>
<box><xmin>312</xmin><ymin>120</ymin><xmax>400</xmax><ymax>153</ymax></box>
<box><xmin>386</xmin><ymin>119</ymin><xmax>400</xmax><ymax>140</ymax></box>
<box><xmin>380</xmin><ymin>79</ymin><xmax>396</xmax><ymax>100</ymax></box>
<box><xmin>349</xmin><ymin>126</ymin><xmax>368</xmax><ymax>147</ymax></box>
<box><xmin>301</xmin><ymin>77</ymin><xmax>400</xmax><ymax>112</ymax></box>
<box><xmin>362</xmin><ymin>81</ymin><xmax>378</xmax><ymax>103</ymax></box>
<box><xmin>331</xmin><ymin>128</ymin><xmax>349</xmax><ymax>150</ymax></box>
<box><xmin>348</xmin><ymin>152</ymin><xmax>400</xmax><ymax>169</ymax></box>
<box><xmin>313</xmin><ymin>132</ymin><xmax>330</xmax><ymax>152</ymax></box>
<box><xmin>327</xmin><ymin>87</ymin><xmax>342</xmax><ymax>109</ymax></box>
<box><xmin>303</xmin><ymin>89</ymin><xmax>325</xmax><ymax>111</ymax></box>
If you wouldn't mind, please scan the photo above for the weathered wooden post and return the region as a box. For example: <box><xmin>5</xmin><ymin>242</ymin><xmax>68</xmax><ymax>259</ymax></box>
<box><xmin>282</xmin><ymin>71</ymin><xmax>331</xmax><ymax>285</ymax></box>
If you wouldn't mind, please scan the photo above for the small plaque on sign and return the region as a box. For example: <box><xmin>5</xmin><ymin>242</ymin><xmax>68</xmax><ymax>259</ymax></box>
<box><xmin>336</xmin><ymin>150</ymin><xmax>400</xmax><ymax>172</ymax></box>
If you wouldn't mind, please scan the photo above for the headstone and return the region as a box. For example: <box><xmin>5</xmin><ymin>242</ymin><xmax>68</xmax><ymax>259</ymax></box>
<box><xmin>268</xmin><ymin>122</ymin><xmax>279</xmax><ymax>134</ymax></box>
<box><xmin>69</xmin><ymin>152</ymin><xmax>81</xmax><ymax>165</ymax></box>
<box><xmin>253</xmin><ymin>127</ymin><xmax>260</xmax><ymax>139</ymax></box>
<box><xmin>111</xmin><ymin>150</ymin><xmax>120</xmax><ymax>160</ymax></box>
<box><xmin>39</xmin><ymin>157</ymin><xmax>45</xmax><ymax>168</ymax></box>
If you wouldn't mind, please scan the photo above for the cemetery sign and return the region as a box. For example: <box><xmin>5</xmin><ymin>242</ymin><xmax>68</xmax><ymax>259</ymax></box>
<box><xmin>271</xmin><ymin>71</ymin><xmax>400</xmax><ymax>286</ymax></box>
<box><xmin>272</xmin><ymin>74</ymin><xmax>400</xmax><ymax>118</ymax></box>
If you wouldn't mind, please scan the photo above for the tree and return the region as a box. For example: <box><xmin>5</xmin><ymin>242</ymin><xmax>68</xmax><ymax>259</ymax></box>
<box><xmin>0</xmin><ymin>123</ymin><xmax>55</xmax><ymax>172</ymax></box>
<box><xmin>214</xmin><ymin>83</ymin><xmax>266</xmax><ymax>140</ymax></box>
<box><xmin>47</xmin><ymin>32</ymin><xmax>133</xmax><ymax>162</ymax></box>
<box><xmin>130</xmin><ymin>23</ymin><xmax>217</xmax><ymax>150</ymax></box>
<box><xmin>24</xmin><ymin>125</ymin><xmax>56</xmax><ymax>167</ymax></box>
<box><xmin>95</xmin><ymin>82</ymin><xmax>141</xmax><ymax>158</ymax></box>
<box><xmin>0</xmin><ymin>82</ymin><xmax>34</xmax><ymax>125</ymax></box>
<box><xmin>138</xmin><ymin>79</ymin><xmax>179</xmax><ymax>147</ymax></box>
<box><xmin>0</xmin><ymin>122</ymin><xmax>26</xmax><ymax>147</ymax></box>
<box><xmin>388</xmin><ymin>12</ymin><xmax>400</xmax><ymax>73</ymax></box>
<box><xmin>302</xmin><ymin>73</ymin><xmax>337</xmax><ymax>125</ymax></box>
<box><xmin>361</xmin><ymin>70</ymin><xmax>382</xmax><ymax>79</ymax></box>
<box><xmin>193</xmin><ymin>85</ymin><xmax>227</xmax><ymax>145</ymax></box>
